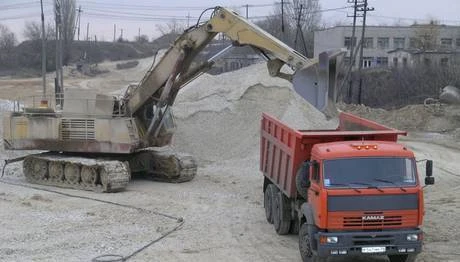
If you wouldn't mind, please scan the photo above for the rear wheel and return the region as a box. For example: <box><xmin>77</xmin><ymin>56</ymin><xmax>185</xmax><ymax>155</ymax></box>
<box><xmin>299</xmin><ymin>222</ymin><xmax>326</xmax><ymax>262</ymax></box>
<box><xmin>264</xmin><ymin>184</ymin><xmax>276</xmax><ymax>224</ymax></box>
<box><xmin>295</xmin><ymin>165</ymin><xmax>310</xmax><ymax>200</ymax></box>
<box><xmin>273</xmin><ymin>191</ymin><xmax>291</xmax><ymax>235</ymax></box>
<box><xmin>388</xmin><ymin>254</ymin><xmax>417</xmax><ymax>262</ymax></box>
<box><xmin>289</xmin><ymin>216</ymin><xmax>300</xmax><ymax>234</ymax></box>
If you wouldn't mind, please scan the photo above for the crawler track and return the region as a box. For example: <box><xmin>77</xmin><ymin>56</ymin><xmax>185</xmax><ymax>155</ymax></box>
<box><xmin>23</xmin><ymin>154</ymin><xmax>130</xmax><ymax>193</ymax></box>
<box><xmin>132</xmin><ymin>148</ymin><xmax>197</xmax><ymax>183</ymax></box>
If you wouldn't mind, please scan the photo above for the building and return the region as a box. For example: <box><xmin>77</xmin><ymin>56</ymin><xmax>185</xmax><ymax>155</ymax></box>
<box><xmin>314</xmin><ymin>25</ymin><xmax>460</xmax><ymax>68</ymax></box>
<box><xmin>388</xmin><ymin>49</ymin><xmax>460</xmax><ymax>68</ymax></box>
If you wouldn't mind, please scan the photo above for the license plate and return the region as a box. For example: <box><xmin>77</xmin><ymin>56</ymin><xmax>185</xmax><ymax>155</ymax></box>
<box><xmin>361</xmin><ymin>246</ymin><xmax>386</xmax><ymax>253</ymax></box>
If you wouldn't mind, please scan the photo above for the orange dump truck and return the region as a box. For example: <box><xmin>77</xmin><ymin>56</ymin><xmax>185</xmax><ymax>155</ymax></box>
<box><xmin>260</xmin><ymin>112</ymin><xmax>434</xmax><ymax>262</ymax></box>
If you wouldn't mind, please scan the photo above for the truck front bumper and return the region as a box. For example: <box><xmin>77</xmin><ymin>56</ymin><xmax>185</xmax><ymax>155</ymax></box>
<box><xmin>315</xmin><ymin>229</ymin><xmax>422</xmax><ymax>257</ymax></box>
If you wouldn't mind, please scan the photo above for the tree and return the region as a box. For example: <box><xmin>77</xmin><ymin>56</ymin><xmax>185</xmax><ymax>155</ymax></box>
<box><xmin>55</xmin><ymin>0</ymin><xmax>76</xmax><ymax>65</ymax></box>
<box><xmin>0</xmin><ymin>24</ymin><xmax>17</xmax><ymax>68</ymax></box>
<box><xmin>135</xmin><ymin>34</ymin><xmax>149</xmax><ymax>43</ymax></box>
<box><xmin>155</xmin><ymin>19</ymin><xmax>184</xmax><ymax>45</ymax></box>
<box><xmin>0</xmin><ymin>24</ymin><xmax>16</xmax><ymax>51</ymax></box>
<box><xmin>23</xmin><ymin>21</ymin><xmax>55</xmax><ymax>41</ymax></box>
<box><xmin>156</xmin><ymin>19</ymin><xmax>184</xmax><ymax>35</ymax></box>
<box><xmin>412</xmin><ymin>20</ymin><xmax>441</xmax><ymax>50</ymax></box>
<box><xmin>255</xmin><ymin>0</ymin><xmax>322</xmax><ymax>57</ymax></box>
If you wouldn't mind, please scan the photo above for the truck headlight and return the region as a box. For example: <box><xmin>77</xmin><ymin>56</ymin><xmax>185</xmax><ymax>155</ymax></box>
<box><xmin>327</xmin><ymin>236</ymin><xmax>338</xmax><ymax>243</ymax></box>
<box><xmin>406</xmin><ymin>234</ymin><xmax>418</xmax><ymax>241</ymax></box>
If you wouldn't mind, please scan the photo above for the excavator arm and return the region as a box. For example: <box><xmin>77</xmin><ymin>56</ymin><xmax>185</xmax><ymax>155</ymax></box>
<box><xmin>122</xmin><ymin>6</ymin><xmax>343</xmax><ymax>145</ymax></box>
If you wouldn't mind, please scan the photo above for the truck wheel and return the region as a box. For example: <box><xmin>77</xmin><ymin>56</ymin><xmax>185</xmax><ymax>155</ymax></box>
<box><xmin>388</xmin><ymin>254</ymin><xmax>417</xmax><ymax>262</ymax></box>
<box><xmin>289</xmin><ymin>217</ymin><xmax>299</xmax><ymax>234</ymax></box>
<box><xmin>264</xmin><ymin>184</ymin><xmax>276</xmax><ymax>224</ymax></box>
<box><xmin>273</xmin><ymin>191</ymin><xmax>291</xmax><ymax>235</ymax></box>
<box><xmin>299</xmin><ymin>223</ymin><xmax>326</xmax><ymax>262</ymax></box>
<box><xmin>295</xmin><ymin>166</ymin><xmax>309</xmax><ymax>200</ymax></box>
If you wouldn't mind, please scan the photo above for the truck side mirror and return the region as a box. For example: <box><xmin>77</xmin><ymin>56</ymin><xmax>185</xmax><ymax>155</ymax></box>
<box><xmin>425</xmin><ymin>160</ymin><xmax>434</xmax><ymax>185</ymax></box>
<box><xmin>426</xmin><ymin>160</ymin><xmax>433</xmax><ymax>177</ymax></box>
<box><xmin>425</xmin><ymin>176</ymin><xmax>435</xmax><ymax>185</ymax></box>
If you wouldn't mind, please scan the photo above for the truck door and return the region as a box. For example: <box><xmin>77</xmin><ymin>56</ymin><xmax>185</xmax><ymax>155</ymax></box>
<box><xmin>308</xmin><ymin>160</ymin><xmax>323</xmax><ymax>226</ymax></box>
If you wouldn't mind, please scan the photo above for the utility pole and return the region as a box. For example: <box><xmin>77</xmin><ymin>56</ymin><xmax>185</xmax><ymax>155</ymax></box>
<box><xmin>245</xmin><ymin>4</ymin><xmax>249</xmax><ymax>19</ymax></box>
<box><xmin>76</xmin><ymin>5</ymin><xmax>82</xmax><ymax>40</ymax></box>
<box><xmin>86</xmin><ymin>23</ymin><xmax>89</xmax><ymax>41</ymax></box>
<box><xmin>294</xmin><ymin>4</ymin><xmax>303</xmax><ymax>50</ymax></box>
<box><xmin>113</xmin><ymin>24</ymin><xmax>116</xmax><ymax>42</ymax></box>
<box><xmin>346</xmin><ymin>0</ymin><xmax>362</xmax><ymax>102</ymax></box>
<box><xmin>281</xmin><ymin>0</ymin><xmax>285</xmax><ymax>32</ymax></box>
<box><xmin>55</xmin><ymin>0</ymin><xmax>63</xmax><ymax>107</ymax></box>
<box><xmin>120</xmin><ymin>28</ymin><xmax>123</xmax><ymax>41</ymax></box>
<box><xmin>186</xmin><ymin>12</ymin><xmax>191</xmax><ymax>27</ymax></box>
<box><xmin>40</xmin><ymin>0</ymin><xmax>47</xmax><ymax>101</ymax></box>
<box><xmin>357</xmin><ymin>0</ymin><xmax>374</xmax><ymax>104</ymax></box>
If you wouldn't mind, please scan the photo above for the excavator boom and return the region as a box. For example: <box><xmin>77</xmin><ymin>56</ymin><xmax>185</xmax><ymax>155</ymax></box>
<box><xmin>123</xmin><ymin>7</ymin><xmax>344</xmax><ymax>142</ymax></box>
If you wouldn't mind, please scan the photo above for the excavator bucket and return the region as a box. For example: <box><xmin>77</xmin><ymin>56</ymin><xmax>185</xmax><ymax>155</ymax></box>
<box><xmin>292</xmin><ymin>50</ymin><xmax>344</xmax><ymax>116</ymax></box>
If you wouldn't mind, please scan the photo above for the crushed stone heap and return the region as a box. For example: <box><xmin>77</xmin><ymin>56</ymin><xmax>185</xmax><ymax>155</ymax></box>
<box><xmin>172</xmin><ymin>63</ymin><xmax>337</xmax><ymax>162</ymax></box>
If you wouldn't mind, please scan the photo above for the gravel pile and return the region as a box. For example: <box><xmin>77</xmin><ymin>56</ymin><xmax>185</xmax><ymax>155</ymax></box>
<box><xmin>171</xmin><ymin>63</ymin><xmax>336</xmax><ymax>162</ymax></box>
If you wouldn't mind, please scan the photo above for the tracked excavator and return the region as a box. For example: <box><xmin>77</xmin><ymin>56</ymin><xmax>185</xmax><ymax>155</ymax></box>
<box><xmin>3</xmin><ymin>7</ymin><xmax>342</xmax><ymax>192</ymax></box>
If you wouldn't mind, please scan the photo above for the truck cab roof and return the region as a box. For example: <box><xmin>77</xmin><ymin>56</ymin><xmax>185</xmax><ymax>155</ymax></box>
<box><xmin>312</xmin><ymin>140</ymin><xmax>414</xmax><ymax>160</ymax></box>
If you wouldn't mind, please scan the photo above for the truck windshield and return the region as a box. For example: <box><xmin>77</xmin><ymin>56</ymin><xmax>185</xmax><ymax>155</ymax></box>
<box><xmin>323</xmin><ymin>157</ymin><xmax>416</xmax><ymax>188</ymax></box>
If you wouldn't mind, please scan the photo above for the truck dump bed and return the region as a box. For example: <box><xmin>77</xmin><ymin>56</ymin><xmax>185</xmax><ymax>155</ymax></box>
<box><xmin>260</xmin><ymin>112</ymin><xmax>407</xmax><ymax>198</ymax></box>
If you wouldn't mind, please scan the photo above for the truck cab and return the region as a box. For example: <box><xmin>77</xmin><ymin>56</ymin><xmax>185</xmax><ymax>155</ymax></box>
<box><xmin>260</xmin><ymin>112</ymin><xmax>434</xmax><ymax>262</ymax></box>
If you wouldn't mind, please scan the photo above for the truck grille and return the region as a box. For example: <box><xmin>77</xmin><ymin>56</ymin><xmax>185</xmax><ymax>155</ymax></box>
<box><xmin>343</xmin><ymin>212</ymin><xmax>402</xmax><ymax>228</ymax></box>
<box><xmin>327</xmin><ymin>210</ymin><xmax>418</xmax><ymax>230</ymax></box>
<box><xmin>61</xmin><ymin>119</ymin><xmax>95</xmax><ymax>140</ymax></box>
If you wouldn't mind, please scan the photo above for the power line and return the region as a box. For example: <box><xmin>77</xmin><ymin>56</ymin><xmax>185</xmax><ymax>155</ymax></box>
<box><xmin>0</xmin><ymin>1</ymin><xmax>52</xmax><ymax>10</ymax></box>
<box><xmin>83</xmin><ymin>7</ymin><xmax>199</xmax><ymax>19</ymax></box>
<box><xmin>84</xmin><ymin>12</ymin><xmax>193</xmax><ymax>22</ymax></box>
<box><xmin>78</xmin><ymin>1</ymin><xmax>280</xmax><ymax>10</ymax></box>
<box><xmin>0</xmin><ymin>12</ymin><xmax>53</xmax><ymax>21</ymax></box>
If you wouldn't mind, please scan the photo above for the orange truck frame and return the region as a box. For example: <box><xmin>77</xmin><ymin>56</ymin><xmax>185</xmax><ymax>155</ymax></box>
<box><xmin>260</xmin><ymin>112</ymin><xmax>434</xmax><ymax>262</ymax></box>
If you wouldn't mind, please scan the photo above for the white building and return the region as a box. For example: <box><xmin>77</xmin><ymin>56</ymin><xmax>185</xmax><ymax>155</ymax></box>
<box><xmin>388</xmin><ymin>49</ymin><xmax>460</xmax><ymax>68</ymax></box>
<box><xmin>314</xmin><ymin>25</ymin><xmax>460</xmax><ymax>68</ymax></box>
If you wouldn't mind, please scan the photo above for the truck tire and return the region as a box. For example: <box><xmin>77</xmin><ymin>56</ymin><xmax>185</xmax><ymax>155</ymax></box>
<box><xmin>388</xmin><ymin>254</ymin><xmax>417</xmax><ymax>262</ymax></box>
<box><xmin>273</xmin><ymin>191</ymin><xmax>291</xmax><ymax>235</ymax></box>
<box><xmin>289</xmin><ymin>217</ymin><xmax>300</xmax><ymax>234</ymax></box>
<box><xmin>264</xmin><ymin>184</ymin><xmax>276</xmax><ymax>224</ymax></box>
<box><xmin>299</xmin><ymin>222</ymin><xmax>326</xmax><ymax>262</ymax></box>
<box><xmin>295</xmin><ymin>165</ymin><xmax>310</xmax><ymax>200</ymax></box>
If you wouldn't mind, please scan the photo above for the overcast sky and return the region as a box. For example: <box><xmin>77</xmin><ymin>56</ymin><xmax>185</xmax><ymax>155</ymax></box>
<box><xmin>2</xmin><ymin>0</ymin><xmax>460</xmax><ymax>42</ymax></box>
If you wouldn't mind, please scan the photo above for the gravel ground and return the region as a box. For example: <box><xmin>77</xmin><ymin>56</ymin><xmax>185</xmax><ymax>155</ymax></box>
<box><xmin>0</xmin><ymin>59</ymin><xmax>459</xmax><ymax>262</ymax></box>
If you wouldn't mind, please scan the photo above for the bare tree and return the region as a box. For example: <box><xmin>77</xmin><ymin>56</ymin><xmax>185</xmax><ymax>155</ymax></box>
<box><xmin>55</xmin><ymin>0</ymin><xmax>76</xmax><ymax>65</ymax></box>
<box><xmin>135</xmin><ymin>34</ymin><xmax>149</xmax><ymax>43</ymax></box>
<box><xmin>23</xmin><ymin>21</ymin><xmax>55</xmax><ymax>41</ymax></box>
<box><xmin>256</xmin><ymin>0</ymin><xmax>321</xmax><ymax>57</ymax></box>
<box><xmin>412</xmin><ymin>20</ymin><xmax>441</xmax><ymax>50</ymax></box>
<box><xmin>155</xmin><ymin>19</ymin><xmax>185</xmax><ymax>36</ymax></box>
<box><xmin>0</xmin><ymin>24</ymin><xmax>16</xmax><ymax>51</ymax></box>
<box><xmin>0</xmin><ymin>24</ymin><xmax>17</xmax><ymax>68</ymax></box>
<box><xmin>155</xmin><ymin>19</ymin><xmax>184</xmax><ymax>44</ymax></box>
